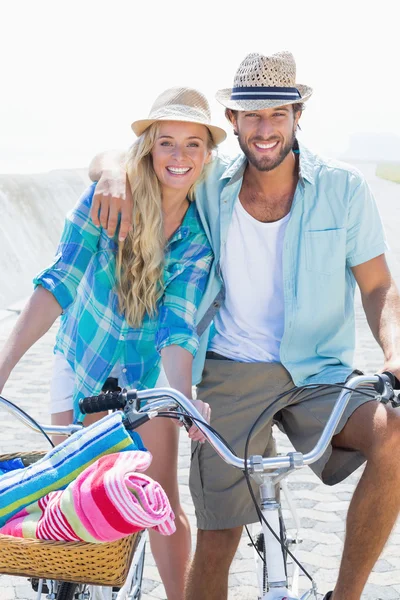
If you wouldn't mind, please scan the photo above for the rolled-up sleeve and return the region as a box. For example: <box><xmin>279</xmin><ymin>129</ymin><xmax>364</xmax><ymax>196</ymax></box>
<box><xmin>156</xmin><ymin>246</ymin><xmax>214</xmax><ymax>356</ymax></box>
<box><xmin>346</xmin><ymin>177</ymin><xmax>388</xmax><ymax>268</ymax></box>
<box><xmin>33</xmin><ymin>183</ymin><xmax>101</xmax><ymax>311</ymax></box>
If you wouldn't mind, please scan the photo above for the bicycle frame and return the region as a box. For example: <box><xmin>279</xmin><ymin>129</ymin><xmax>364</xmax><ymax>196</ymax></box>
<box><xmin>251</xmin><ymin>473</ymin><xmax>317</xmax><ymax>600</ymax></box>
<box><xmin>133</xmin><ymin>374</ymin><xmax>389</xmax><ymax>600</ymax></box>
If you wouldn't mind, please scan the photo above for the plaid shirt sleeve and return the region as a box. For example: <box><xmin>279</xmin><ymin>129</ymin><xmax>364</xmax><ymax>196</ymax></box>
<box><xmin>155</xmin><ymin>242</ymin><xmax>214</xmax><ymax>357</ymax></box>
<box><xmin>33</xmin><ymin>184</ymin><xmax>101</xmax><ymax>311</ymax></box>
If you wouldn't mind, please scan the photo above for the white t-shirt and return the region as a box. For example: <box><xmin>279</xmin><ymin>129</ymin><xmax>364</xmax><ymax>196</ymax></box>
<box><xmin>209</xmin><ymin>197</ymin><xmax>290</xmax><ymax>362</ymax></box>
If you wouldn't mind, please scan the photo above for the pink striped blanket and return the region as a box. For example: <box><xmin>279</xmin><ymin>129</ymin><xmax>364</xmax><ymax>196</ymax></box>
<box><xmin>0</xmin><ymin>451</ymin><xmax>175</xmax><ymax>542</ymax></box>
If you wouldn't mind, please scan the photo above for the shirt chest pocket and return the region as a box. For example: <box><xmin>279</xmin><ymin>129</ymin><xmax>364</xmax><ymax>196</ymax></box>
<box><xmin>305</xmin><ymin>228</ymin><xmax>346</xmax><ymax>275</ymax></box>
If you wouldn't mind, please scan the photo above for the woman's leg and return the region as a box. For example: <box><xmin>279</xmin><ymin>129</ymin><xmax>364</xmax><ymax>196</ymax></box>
<box><xmin>138</xmin><ymin>417</ymin><xmax>191</xmax><ymax>600</ymax></box>
<box><xmin>51</xmin><ymin>409</ymin><xmax>74</xmax><ymax>446</ymax></box>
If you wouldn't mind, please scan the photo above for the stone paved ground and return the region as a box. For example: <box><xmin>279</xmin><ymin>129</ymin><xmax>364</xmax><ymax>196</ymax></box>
<box><xmin>0</xmin><ymin>166</ymin><xmax>399</xmax><ymax>598</ymax></box>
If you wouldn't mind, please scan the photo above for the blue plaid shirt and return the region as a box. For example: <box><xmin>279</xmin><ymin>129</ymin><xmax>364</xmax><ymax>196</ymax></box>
<box><xmin>34</xmin><ymin>184</ymin><xmax>213</xmax><ymax>415</ymax></box>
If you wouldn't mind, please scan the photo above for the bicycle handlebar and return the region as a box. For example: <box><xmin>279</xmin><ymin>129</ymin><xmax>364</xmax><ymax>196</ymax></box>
<box><xmin>79</xmin><ymin>390</ymin><xmax>132</xmax><ymax>414</ymax></box>
<box><xmin>77</xmin><ymin>371</ymin><xmax>399</xmax><ymax>473</ymax></box>
<box><xmin>2</xmin><ymin>372</ymin><xmax>399</xmax><ymax>473</ymax></box>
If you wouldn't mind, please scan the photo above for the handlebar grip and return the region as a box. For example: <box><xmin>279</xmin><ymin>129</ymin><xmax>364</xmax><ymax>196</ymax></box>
<box><xmin>382</xmin><ymin>371</ymin><xmax>400</xmax><ymax>390</ymax></box>
<box><xmin>79</xmin><ymin>391</ymin><xmax>126</xmax><ymax>414</ymax></box>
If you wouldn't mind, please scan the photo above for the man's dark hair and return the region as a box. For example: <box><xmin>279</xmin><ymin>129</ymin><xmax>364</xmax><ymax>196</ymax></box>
<box><xmin>292</xmin><ymin>102</ymin><xmax>305</xmax><ymax>115</ymax></box>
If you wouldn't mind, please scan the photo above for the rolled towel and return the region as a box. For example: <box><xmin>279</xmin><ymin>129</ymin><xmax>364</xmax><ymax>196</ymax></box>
<box><xmin>0</xmin><ymin>412</ymin><xmax>139</xmax><ymax>527</ymax></box>
<box><xmin>1</xmin><ymin>451</ymin><xmax>175</xmax><ymax>541</ymax></box>
<box><xmin>0</xmin><ymin>458</ymin><xmax>25</xmax><ymax>475</ymax></box>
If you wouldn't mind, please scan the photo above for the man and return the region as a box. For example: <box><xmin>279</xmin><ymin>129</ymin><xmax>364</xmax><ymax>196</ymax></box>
<box><xmin>89</xmin><ymin>51</ymin><xmax>400</xmax><ymax>600</ymax></box>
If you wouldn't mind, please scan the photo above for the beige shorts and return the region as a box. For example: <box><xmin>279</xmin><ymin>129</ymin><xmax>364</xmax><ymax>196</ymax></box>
<box><xmin>190</xmin><ymin>358</ymin><xmax>373</xmax><ymax>530</ymax></box>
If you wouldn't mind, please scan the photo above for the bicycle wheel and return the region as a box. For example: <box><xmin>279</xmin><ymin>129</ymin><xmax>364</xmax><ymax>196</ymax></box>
<box><xmin>57</xmin><ymin>583</ymin><xmax>113</xmax><ymax>599</ymax></box>
<box><xmin>56</xmin><ymin>582</ymin><xmax>78</xmax><ymax>600</ymax></box>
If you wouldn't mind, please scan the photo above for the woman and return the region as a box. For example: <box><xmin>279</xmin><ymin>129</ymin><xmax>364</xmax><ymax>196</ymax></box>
<box><xmin>0</xmin><ymin>87</ymin><xmax>226</xmax><ymax>600</ymax></box>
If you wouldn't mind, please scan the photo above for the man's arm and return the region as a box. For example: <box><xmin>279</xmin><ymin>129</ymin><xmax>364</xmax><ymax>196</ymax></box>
<box><xmin>352</xmin><ymin>254</ymin><xmax>400</xmax><ymax>378</ymax></box>
<box><xmin>88</xmin><ymin>150</ymin><xmax>132</xmax><ymax>241</ymax></box>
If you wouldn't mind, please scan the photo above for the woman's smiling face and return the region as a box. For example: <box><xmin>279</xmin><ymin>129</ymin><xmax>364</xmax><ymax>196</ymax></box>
<box><xmin>151</xmin><ymin>121</ymin><xmax>212</xmax><ymax>192</ymax></box>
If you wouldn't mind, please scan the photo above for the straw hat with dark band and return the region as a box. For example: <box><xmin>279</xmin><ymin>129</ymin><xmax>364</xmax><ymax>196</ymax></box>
<box><xmin>216</xmin><ymin>51</ymin><xmax>313</xmax><ymax>111</ymax></box>
<box><xmin>132</xmin><ymin>87</ymin><xmax>227</xmax><ymax>145</ymax></box>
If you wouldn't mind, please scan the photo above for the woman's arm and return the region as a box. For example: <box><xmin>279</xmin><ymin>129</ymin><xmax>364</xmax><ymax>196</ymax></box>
<box><xmin>156</xmin><ymin>235</ymin><xmax>214</xmax><ymax>442</ymax></box>
<box><xmin>0</xmin><ymin>185</ymin><xmax>102</xmax><ymax>394</ymax></box>
<box><xmin>0</xmin><ymin>287</ymin><xmax>62</xmax><ymax>392</ymax></box>
<box><xmin>156</xmin><ymin>244</ymin><xmax>214</xmax><ymax>360</ymax></box>
<box><xmin>34</xmin><ymin>184</ymin><xmax>102</xmax><ymax>311</ymax></box>
<box><xmin>161</xmin><ymin>345</ymin><xmax>193</xmax><ymax>400</ymax></box>
<box><xmin>160</xmin><ymin>345</ymin><xmax>211</xmax><ymax>443</ymax></box>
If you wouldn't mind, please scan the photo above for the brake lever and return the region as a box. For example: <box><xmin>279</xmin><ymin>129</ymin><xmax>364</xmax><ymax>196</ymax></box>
<box><xmin>179</xmin><ymin>415</ymin><xmax>193</xmax><ymax>432</ymax></box>
<box><xmin>376</xmin><ymin>373</ymin><xmax>400</xmax><ymax>408</ymax></box>
<box><xmin>391</xmin><ymin>393</ymin><xmax>400</xmax><ymax>409</ymax></box>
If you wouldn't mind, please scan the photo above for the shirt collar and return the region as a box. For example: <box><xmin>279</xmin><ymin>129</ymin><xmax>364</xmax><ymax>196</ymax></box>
<box><xmin>219</xmin><ymin>140</ymin><xmax>316</xmax><ymax>186</ymax></box>
<box><xmin>220</xmin><ymin>153</ymin><xmax>247</xmax><ymax>184</ymax></box>
<box><xmin>297</xmin><ymin>141</ymin><xmax>315</xmax><ymax>185</ymax></box>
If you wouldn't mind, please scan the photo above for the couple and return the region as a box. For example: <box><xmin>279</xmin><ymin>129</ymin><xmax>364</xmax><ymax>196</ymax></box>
<box><xmin>1</xmin><ymin>50</ymin><xmax>400</xmax><ymax>600</ymax></box>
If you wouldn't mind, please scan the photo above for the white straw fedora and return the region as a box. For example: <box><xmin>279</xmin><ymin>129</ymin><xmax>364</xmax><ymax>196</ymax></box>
<box><xmin>216</xmin><ymin>51</ymin><xmax>313</xmax><ymax>111</ymax></box>
<box><xmin>131</xmin><ymin>87</ymin><xmax>227</xmax><ymax>145</ymax></box>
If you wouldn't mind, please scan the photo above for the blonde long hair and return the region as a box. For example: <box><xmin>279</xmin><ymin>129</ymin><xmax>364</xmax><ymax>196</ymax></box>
<box><xmin>116</xmin><ymin>123</ymin><xmax>214</xmax><ymax>328</ymax></box>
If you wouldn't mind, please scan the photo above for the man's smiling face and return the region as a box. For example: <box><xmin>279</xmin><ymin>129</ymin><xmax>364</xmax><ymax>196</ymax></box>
<box><xmin>230</xmin><ymin>105</ymin><xmax>301</xmax><ymax>172</ymax></box>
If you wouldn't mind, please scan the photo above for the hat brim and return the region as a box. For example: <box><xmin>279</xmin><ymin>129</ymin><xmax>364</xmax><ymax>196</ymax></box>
<box><xmin>215</xmin><ymin>84</ymin><xmax>313</xmax><ymax>110</ymax></box>
<box><xmin>131</xmin><ymin>116</ymin><xmax>227</xmax><ymax>145</ymax></box>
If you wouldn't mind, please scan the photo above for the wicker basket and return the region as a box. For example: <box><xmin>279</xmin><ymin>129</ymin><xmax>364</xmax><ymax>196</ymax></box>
<box><xmin>0</xmin><ymin>451</ymin><xmax>141</xmax><ymax>586</ymax></box>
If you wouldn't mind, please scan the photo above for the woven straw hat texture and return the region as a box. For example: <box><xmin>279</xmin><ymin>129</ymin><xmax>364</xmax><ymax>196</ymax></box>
<box><xmin>132</xmin><ymin>87</ymin><xmax>226</xmax><ymax>145</ymax></box>
<box><xmin>216</xmin><ymin>50</ymin><xmax>313</xmax><ymax>110</ymax></box>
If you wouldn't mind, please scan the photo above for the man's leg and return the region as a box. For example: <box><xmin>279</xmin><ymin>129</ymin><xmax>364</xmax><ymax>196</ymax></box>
<box><xmin>331</xmin><ymin>401</ymin><xmax>400</xmax><ymax>600</ymax></box>
<box><xmin>187</xmin><ymin>359</ymin><xmax>293</xmax><ymax>600</ymax></box>
<box><xmin>185</xmin><ymin>527</ymin><xmax>243</xmax><ymax>600</ymax></box>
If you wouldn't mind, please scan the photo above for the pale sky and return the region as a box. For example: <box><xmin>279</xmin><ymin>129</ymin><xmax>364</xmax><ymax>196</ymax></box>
<box><xmin>1</xmin><ymin>0</ymin><xmax>399</xmax><ymax>173</ymax></box>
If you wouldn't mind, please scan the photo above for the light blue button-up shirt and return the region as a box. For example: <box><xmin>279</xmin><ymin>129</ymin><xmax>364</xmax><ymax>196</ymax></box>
<box><xmin>192</xmin><ymin>142</ymin><xmax>388</xmax><ymax>386</ymax></box>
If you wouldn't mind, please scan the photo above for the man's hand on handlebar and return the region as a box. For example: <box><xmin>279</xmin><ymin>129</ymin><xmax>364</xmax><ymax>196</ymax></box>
<box><xmin>380</xmin><ymin>360</ymin><xmax>400</xmax><ymax>389</ymax></box>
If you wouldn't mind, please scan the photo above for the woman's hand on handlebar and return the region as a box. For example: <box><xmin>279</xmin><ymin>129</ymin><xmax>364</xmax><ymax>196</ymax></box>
<box><xmin>187</xmin><ymin>399</ymin><xmax>211</xmax><ymax>443</ymax></box>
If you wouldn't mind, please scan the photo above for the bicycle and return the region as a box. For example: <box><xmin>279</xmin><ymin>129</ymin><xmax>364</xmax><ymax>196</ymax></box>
<box><xmin>76</xmin><ymin>370</ymin><xmax>400</xmax><ymax>599</ymax></box>
<box><xmin>1</xmin><ymin>371</ymin><xmax>399</xmax><ymax>599</ymax></box>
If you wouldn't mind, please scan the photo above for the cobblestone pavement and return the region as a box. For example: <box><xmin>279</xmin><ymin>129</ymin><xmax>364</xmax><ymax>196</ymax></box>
<box><xmin>1</xmin><ymin>167</ymin><xmax>400</xmax><ymax>598</ymax></box>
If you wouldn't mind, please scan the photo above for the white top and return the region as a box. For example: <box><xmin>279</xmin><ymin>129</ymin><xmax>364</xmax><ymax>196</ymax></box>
<box><xmin>209</xmin><ymin>197</ymin><xmax>290</xmax><ymax>362</ymax></box>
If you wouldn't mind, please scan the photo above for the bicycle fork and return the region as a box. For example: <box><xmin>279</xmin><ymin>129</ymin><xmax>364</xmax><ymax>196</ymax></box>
<box><xmin>258</xmin><ymin>478</ymin><xmax>294</xmax><ymax>599</ymax></box>
<box><xmin>256</xmin><ymin>477</ymin><xmax>317</xmax><ymax>600</ymax></box>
